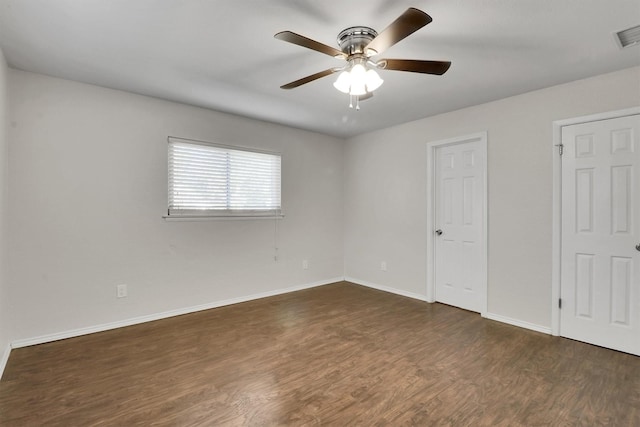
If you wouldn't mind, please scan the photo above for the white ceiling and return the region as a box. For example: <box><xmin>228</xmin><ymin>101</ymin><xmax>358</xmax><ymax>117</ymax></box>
<box><xmin>1</xmin><ymin>0</ymin><xmax>639</xmax><ymax>138</ymax></box>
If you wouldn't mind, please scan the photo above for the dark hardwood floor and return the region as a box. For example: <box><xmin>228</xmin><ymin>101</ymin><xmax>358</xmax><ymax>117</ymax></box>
<box><xmin>1</xmin><ymin>281</ymin><xmax>638</xmax><ymax>426</ymax></box>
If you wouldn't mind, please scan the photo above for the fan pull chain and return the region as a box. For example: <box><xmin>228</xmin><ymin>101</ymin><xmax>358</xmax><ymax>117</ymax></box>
<box><xmin>347</xmin><ymin>95</ymin><xmax>361</xmax><ymax>110</ymax></box>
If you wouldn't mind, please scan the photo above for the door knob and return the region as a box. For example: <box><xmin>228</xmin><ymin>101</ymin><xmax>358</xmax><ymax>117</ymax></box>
<box><xmin>636</xmin><ymin>244</ymin><xmax>640</xmax><ymax>252</ymax></box>
<box><xmin>435</xmin><ymin>229</ymin><xmax>443</xmax><ymax>236</ymax></box>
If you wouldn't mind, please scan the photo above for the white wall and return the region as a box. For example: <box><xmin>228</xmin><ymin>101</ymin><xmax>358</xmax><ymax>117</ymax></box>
<box><xmin>0</xmin><ymin>47</ymin><xmax>9</xmax><ymax>363</ymax></box>
<box><xmin>344</xmin><ymin>66</ymin><xmax>640</xmax><ymax>329</ymax></box>
<box><xmin>5</xmin><ymin>64</ymin><xmax>639</xmax><ymax>346</ymax></box>
<box><xmin>7</xmin><ymin>70</ymin><xmax>344</xmax><ymax>342</ymax></box>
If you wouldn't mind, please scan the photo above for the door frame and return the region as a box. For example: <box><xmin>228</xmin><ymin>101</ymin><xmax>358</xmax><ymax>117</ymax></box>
<box><xmin>426</xmin><ymin>131</ymin><xmax>488</xmax><ymax>316</ymax></box>
<box><xmin>551</xmin><ymin>106</ymin><xmax>640</xmax><ymax>336</ymax></box>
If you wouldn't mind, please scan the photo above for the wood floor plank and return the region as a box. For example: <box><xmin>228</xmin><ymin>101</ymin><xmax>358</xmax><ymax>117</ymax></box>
<box><xmin>1</xmin><ymin>281</ymin><xmax>639</xmax><ymax>426</ymax></box>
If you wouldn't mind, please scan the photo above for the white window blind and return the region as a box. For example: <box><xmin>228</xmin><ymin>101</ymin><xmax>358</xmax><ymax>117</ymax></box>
<box><xmin>168</xmin><ymin>137</ymin><xmax>281</xmax><ymax>217</ymax></box>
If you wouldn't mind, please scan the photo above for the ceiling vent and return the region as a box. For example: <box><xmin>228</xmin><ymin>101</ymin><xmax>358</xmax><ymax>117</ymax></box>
<box><xmin>615</xmin><ymin>24</ymin><xmax>640</xmax><ymax>49</ymax></box>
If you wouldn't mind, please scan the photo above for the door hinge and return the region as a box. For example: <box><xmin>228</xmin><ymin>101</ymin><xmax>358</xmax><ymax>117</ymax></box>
<box><xmin>555</xmin><ymin>143</ymin><xmax>564</xmax><ymax>156</ymax></box>
<box><xmin>558</xmin><ymin>298</ymin><xmax>562</xmax><ymax>309</ymax></box>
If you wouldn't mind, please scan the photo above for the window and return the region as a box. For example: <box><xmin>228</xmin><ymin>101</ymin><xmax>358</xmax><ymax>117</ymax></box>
<box><xmin>167</xmin><ymin>137</ymin><xmax>281</xmax><ymax>217</ymax></box>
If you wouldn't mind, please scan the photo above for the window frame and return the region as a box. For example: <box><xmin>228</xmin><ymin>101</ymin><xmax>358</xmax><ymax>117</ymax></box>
<box><xmin>166</xmin><ymin>136</ymin><xmax>283</xmax><ymax>219</ymax></box>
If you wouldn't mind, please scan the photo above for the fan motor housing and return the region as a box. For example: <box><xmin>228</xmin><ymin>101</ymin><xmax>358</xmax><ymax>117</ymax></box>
<box><xmin>337</xmin><ymin>26</ymin><xmax>378</xmax><ymax>55</ymax></box>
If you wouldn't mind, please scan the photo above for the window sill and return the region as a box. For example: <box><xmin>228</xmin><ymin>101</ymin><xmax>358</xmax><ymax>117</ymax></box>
<box><xmin>163</xmin><ymin>214</ymin><xmax>285</xmax><ymax>222</ymax></box>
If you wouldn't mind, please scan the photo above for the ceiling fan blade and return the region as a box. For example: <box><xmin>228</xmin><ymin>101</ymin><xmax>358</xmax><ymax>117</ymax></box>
<box><xmin>280</xmin><ymin>68</ymin><xmax>339</xmax><ymax>89</ymax></box>
<box><xmin>378</xmin><ymin>59</ymin><xmax>451</xmax><ymax>75</ymax></box>
<box><xmin>275</xmin><ymin>31</ymin><xmax>347</xmax><ymax>59</ymax></box>
<box><xmin>364</xmin><ymin>8</ymin><xmax>433</xmax><ymax>56</ymax></box>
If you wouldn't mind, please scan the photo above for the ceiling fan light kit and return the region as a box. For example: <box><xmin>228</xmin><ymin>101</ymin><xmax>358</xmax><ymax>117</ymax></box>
<box><xmin>274</xmin><ymin>7</ymin><xmax>451</xmax><ymax>110</ymax></box>
<box><xmin>334</xmin><ymin>64</ymin><xmax>383</xmax><ymax>99</ymax></box>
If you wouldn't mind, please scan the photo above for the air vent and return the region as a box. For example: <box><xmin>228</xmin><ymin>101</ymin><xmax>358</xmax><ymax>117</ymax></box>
<box><xmin>615</xmin><ymin>24</ymin><xmax>640</xmax><ymax>49</ymax></box>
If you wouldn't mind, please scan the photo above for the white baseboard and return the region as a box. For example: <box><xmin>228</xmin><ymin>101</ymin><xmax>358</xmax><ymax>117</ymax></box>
<box><xmin>11</xmin><ymin>277</ymin><xmax>344</xmax><ymax>349</ymax></box>
<box><xmin>344</xmin><ymin>277</ymin><xmax>428</xmax><ymax>302</ymax></box>
<box><xmin>345</xmin><ymin>280</ymin><xmax>551</xmax><ymax>336</ymax></box>
<box><xmin>483</xmin><ymin>312</ymin><xmax>552</xmax><ymax>335</ymax></box>
<box><xmin>0</xmin><ymin>342</ymin><xmax>11</xmax><ymax>379</ymax></box>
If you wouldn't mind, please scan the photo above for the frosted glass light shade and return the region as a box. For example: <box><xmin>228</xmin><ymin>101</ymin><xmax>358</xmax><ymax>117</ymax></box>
<box><xmin>350</xmin><ymin>81</ymin><xmax>367</xmax><ymax>96</ymax></box>
<box><xmin>347</xmin><ymin>64</ymin><xmax>367</xmax><ymax>96</ymax></box>
<box><xmin>350</xmin><ymin>64</ymin><xmax>366</xmax><ymax>80</ymax></box>
<box><xmin>333</xmin><ymin>71</ymin><xmax>351</xmax><ymax>94</ymax></box>
<box><xmin>365</xmin><ymin>69</ymin><xmax>384</xmax><ymax>92</ymax></box>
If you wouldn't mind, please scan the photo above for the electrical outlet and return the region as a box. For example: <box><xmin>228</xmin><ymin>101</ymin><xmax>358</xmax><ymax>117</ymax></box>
<box><xmin>381</xmin><ymin>261</ymin><xmax>387</xmax><ymax>271</ymax></box>
<box><xmin>302</xmin><ymin>259</ymin><xmax>309</xmax><ymax>270</ymax></box>
<box><xmin>116</xmin><ymin>284</ymin><xmax>128</xmax><ymax>298</ymax></box>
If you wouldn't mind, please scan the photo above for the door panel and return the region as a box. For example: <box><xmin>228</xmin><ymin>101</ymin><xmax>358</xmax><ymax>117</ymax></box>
<box><xmin>434</xmin><ymin>140</ymin><xmax>485</xmax><ymax>312</ymax></box>
<box><xmin>560</xmin><ymin>114</ymin><xmax>640</xmax><ymax>355</ymax></box>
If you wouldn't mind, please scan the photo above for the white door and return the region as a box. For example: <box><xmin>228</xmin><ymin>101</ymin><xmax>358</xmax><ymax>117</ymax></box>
<box><xmin>561</xmin><ymin>114</ymin><xmax>640</xmax><ymax>355</ymax></box>
<box><xmin>434</xmin><ymin>139</ymin><xmax>486</xmax><ymax>312</ymax></box>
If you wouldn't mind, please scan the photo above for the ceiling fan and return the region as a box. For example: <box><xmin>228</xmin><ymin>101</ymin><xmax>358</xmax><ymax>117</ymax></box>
<box><xmin>274</xmin><ymin>7</ymin><xmax>451</xmax><ymax>109</ymax></box>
